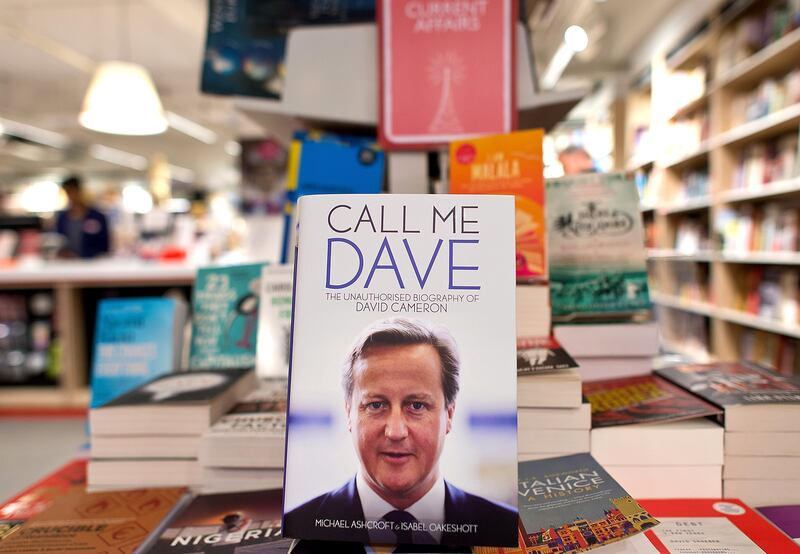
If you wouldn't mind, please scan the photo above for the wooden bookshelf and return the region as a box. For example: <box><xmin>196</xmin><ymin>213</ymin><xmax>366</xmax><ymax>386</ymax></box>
<box><xmin>0</xmin><ymin>261</ymin><xmax>197</xmax><ymax>409</ymax></box>
<box><xmin>637</xmin><ymin>1</ymin><xmax>800</xmax><ymax>370</ymax></box>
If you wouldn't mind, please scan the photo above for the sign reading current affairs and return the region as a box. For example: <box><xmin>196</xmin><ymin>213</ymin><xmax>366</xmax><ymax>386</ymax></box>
<box><xmin>283</xmin><ymin>194</ymin><xmax>518</xmax><ymax>547</ymax></box>
<box><xmin>379</xmin><ymin>0</ymin><xmax>516</xmax><ymax>148</ymax></box>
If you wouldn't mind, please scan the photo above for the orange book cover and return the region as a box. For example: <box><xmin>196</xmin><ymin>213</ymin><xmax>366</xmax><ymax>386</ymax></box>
<box><xmin>449</xmin><ymin>129</ymin><xmax>546</xmax><ymax>279</ymax></box>
<box><xmin>0</xmin><ymin>487</ymin><xmax>185</xmax><ymax>553</ymax></box>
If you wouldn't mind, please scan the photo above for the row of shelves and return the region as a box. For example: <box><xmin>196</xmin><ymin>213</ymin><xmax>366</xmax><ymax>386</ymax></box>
<box><xmin>641</xmin><ymin>176</ymin><xmax>800</xmax><ymax>214</ymax></box>
<box><xmin>633</xmin><ymin>99</ymin><xmax>800</xmax><ymax>174</ymax></box>
<box><xmin>651</xmin><ymin>290</ymin><xmax>800</xmax><ymax>340</ymax></box>
<box><xmin>647</xmin><ymin>249</ymin><xmax>800</xmax><ymax>265</ymax></box>
<box><xmin>0</xmin><ymin>261</ymin><xmax>198</xmax><ymax>410</ymax></box>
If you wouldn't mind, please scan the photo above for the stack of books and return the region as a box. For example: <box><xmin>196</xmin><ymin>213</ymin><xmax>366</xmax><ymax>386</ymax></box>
<box><xmin>554</xmin><ymin>321</ymin><xmax>659</xmax><ymax>381</ymax></box>
<box><xmin>657</xmin><ymin>361</ymin><xmax>800</xmax><ymax>507</ymax></box>
<box><xmin>517</xmin><ymin>352</ymin><xmax>587</xmax><ymax>461</ymax></box>
<box><xmin>585</xmin><ymin>374</ymin><xmax>724</xmax><ymax>498</ymax></box>
<box><xmin>516</xmin><ymin>283</ymin><xmax>551</xmax><ymax>337</ymax></box>
<box><xmin>88</xmin><ymin>369</ymin><xmax>255</xmax><ymax>489</ymax></box>
<box><xmin>198</xmin><ymin>378</ymin><xmax>287</xmax><ymax>493</ymax></box>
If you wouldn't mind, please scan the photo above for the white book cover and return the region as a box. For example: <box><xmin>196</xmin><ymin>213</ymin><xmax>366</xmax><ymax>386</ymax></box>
<box><xmin>255</xmin><ymin>264</ymin><xmax>295</xmax><ymax>378</ymax></box>
<box><xmin>283</xmin><ymin>194</ymin><xmax>518</xmax><ymax>547</ymax></box>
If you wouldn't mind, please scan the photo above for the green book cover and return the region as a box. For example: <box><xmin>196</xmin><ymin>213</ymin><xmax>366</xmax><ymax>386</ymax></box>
<box><xmin>189</xmin><ymin>263</ymin><xmax>265</xmax><ymax>369</ymax></box>
<box><xmin>546</xmin><ymin>173</ymin><xmax>651</xmax><ymax>320</ymax></box>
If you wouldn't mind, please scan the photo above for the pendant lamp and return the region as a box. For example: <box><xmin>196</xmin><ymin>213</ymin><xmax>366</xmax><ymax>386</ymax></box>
<box><xmin>79</xmin><ymin>60</ymin><xmax>168</xmax><ymax>135</ymax></box>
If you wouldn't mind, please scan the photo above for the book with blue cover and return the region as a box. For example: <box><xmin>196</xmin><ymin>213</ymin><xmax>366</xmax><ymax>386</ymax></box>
<box><xmin>189</xmin><ymin>263</ymin><xmax>265</xmax><ymax>370</ymax></box>
<box><xmin>281</xmin><ymin>131</ymin><xmax>384</xmax><ymax>262</ymax></box>
<box><xmin>90</xmin><ymin>297</ymin><xmax>186</xmax><ymax>409</ymax></box>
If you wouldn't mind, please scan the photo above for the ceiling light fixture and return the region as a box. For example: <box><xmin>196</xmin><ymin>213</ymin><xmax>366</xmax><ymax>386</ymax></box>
<box><xmin>541</xmin><ymin>24</ymin><xmax>590</xmax><ymax>89</ymax></box>
<box><xmin>168</xmin><ymin>164</ymin><xmax>195</xmax><ymax>182</ymax></box>
<box><xmin>89</xmin><ymin>144</ymin><xmax>148</xmax><ymax>170</ymax></box>
<box><xmin>564</xmin><ymin>25</ymin><xmax>589</xmax><ymax>53</ymax></box>
<box><xmin>0</xmin><ymin>117</ymin><xmax>71</xmax><ymax>149</ymax></box>
<box><xmin>165</xmin><ymin>112</ymin><xmax>217</xmax><ymax>144</ymax></box>
<box><xmin>80</xmin><ymin>61</ymin><xmax>168</xmax><ymax>135</ymax></box>
<box><xmin>79</xmin><ymin>0</ymin><xmax>167</xmax><ymax>136</ymax></box>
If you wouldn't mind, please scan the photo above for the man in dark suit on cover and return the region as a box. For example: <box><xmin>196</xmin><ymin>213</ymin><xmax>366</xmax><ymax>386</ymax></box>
<box><xmin>284</xmin><ymin>318</ymin><xmax>517</xmax><ymax>548</ymax></box>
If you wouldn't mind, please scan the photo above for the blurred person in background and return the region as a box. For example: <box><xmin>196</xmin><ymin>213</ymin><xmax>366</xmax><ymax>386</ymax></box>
<box><xmin>55</xmin><ymin>175</ymin><xmax>110</xmax><ymax>258</ymax></box>
<box><xmin>558</xmin><ymin>145</ymin><xmax>596</xmax><ymax>175</ymax></box>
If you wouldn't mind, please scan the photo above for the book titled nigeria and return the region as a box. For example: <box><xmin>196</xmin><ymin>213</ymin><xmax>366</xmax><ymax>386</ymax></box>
<box><xmin>283</xmin><ymin>194</ymin><xmax>519</xmax><ymax>547</ymax></box>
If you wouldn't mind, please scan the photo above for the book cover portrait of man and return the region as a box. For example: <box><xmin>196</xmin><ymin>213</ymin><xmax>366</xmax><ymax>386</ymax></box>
<box><xmin>283</xmin><ymin>318</ymin><xmax>517</xmax><ymax>547</ymax></box>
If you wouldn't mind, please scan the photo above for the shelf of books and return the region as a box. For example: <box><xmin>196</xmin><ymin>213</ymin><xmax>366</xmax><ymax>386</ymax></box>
<box><xmin>0</xmin><ymin>262</ymin><xmax>196</xmax><ymax>410</ymax></box>
<box><xmin>638</xmin><ymin>0</ymin><xmax>800</xmax><ymax>368</ymax></box>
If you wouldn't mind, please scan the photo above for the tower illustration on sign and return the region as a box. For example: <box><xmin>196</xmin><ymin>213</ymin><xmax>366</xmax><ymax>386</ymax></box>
<box><xmin>427</xmin><ymin>51</ymin><xmax>466</xmax><ymax>134</ymax></box>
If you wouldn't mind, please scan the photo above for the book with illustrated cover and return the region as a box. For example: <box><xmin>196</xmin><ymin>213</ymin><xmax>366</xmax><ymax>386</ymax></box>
<box><xmin>283</xmin><ymin>194</ymin><xmax>519</xmax><ymax>547</ymax></box>
<box><xmin>639</xmin><ymin>498</ymin><xmax>800</xmax><ymax>553</ymax></box>
<box><xmin>200</xmin><ymin>378</ymin><xmax>287</xmax><ymax>468</ymax></box>
<box><xmin>655</xmin><ymin>361</ymin><xmax>800</xmax><ymax>431</ymax></box>
<box><xmin>546</xmin><ymin>173</ymin><xmax>651</xmax><ymax>320</ymax></box>
<box><xmin>189</xmin><ymin>263</ymin><xmax>265</xmax><ymax>370</ymax></box>
<box><xmin>475</xmin><ymin>453</ymin><xmax>658</xmax><ymax>554</ymax></box>
<box><xmin>0</xmin><ymin>459</ymin><xmax>87</xmax><ymax>542</ymax></box>
<box><xmin>90</xmin><ymin>368</ymin><xmax>256</xmax><ymax>436</ymax></box>
<box><xmin>0</xmin><ymin>487</ymin><xmax>187</xmax><ymax>554</ymax></box>
<box><xmin>378</xmin><ymin>0</ymin><xmax>516</xmax><ymax>149</ymax></box>
<box><xmin>90</xmin><ymin>297</ymin><xmax>187</xmax><ymax>409</ymax></box>
<box><xmin>583</xmin><ymin>374</ymin><xmax>722</xmax><ymax>428</ymax></box>
<box><xmin>150</xmin><ymin>489</ymin><xmax>291</xmax><ymax>553</ymax></box>
<box><xmin>450</xmin><ymin>130</ymin><xmax>546</xmax><ymax>279</ymax></box>
<box><xmin>256</xmin><ymin>264</ymin><xmax>294</xmax><ymax>378</ymax></box>
<box><xmin>201</xmin><ymin>0</ymin><xmax>375</xmax><ymax>100</ymax></box>
<box><xmin>517</xmin><ymin>336</ymin><xmax>578</xmax><ymax>374</ymax></box>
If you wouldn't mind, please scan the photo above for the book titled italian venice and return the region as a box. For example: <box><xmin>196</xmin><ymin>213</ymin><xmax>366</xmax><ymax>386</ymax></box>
<box><xmin>475</xmin><ymin>453</ymin><xmax>658</xmax><ymax>554</ymax></box>
<box><xmin>450</xmin><ymin>130</ymin><xmax>547</xmax><ymax>279</ymax></box>
<box><xmin>378</xmin><ymin>0</ymin><xmax>516</xmax><ymax>148</ymax></box>
<box><xmin>189</xmin><ymin>263</ymin><xmax>265</xmax><ymax>370</ymax></box>
<box><xmin>150</xmin><ymin>489</ymin><xmax>291</xmax><ymax>553</ymax></box>
<box><xmin>546</xmin><ymin>173</ymin><xmax>651</xmax><ymax>320</ymax></box>
<box><xmin>583</xmin><ymin>374</ymin><xmax>722</xmax><ymax>428</ymax></box>
<box><xmin>283</xmin><ymin>194</ymin><xmax>519</xmax><ymax>547</ymax></box>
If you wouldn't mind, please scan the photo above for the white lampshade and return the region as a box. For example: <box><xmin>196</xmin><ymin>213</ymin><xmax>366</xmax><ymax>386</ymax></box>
<box><xmin>80</xmin><ymin>61</ymin><xmax>168</xmax><ymax>135</ymax></box>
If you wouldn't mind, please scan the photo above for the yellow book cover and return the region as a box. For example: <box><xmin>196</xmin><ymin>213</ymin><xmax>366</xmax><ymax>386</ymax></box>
<box><xmin>449</xmin><ymin>129</ymin><xmax>546</xmax><ymax>279</ymax></box>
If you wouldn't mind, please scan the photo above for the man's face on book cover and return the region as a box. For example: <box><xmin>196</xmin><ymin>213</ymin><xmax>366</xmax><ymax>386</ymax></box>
<box><xmin>346</xmin><ymin>343</ymin><xmax>455</xmax><ymax>509</ymax></box>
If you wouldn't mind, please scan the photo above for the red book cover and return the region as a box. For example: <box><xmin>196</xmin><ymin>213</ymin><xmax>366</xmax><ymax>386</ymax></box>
<box><xmin>0</xmin><ymin>458</ymin><xmax>87</xmax><ymax>521</ymax></box>
<box><xmin>583</xmin><ymin>374</ymin><xmax>722</xmax><ymax>428</ymax></box>
<box><xmin>639</xmin><ymin>498</ymin><xmax>800</xmax><ymax>553</ymax></box>
<box><xmin>378</xmin><ymin>0</ymin><xmax>516</xmax><ymax>149</ymax></box>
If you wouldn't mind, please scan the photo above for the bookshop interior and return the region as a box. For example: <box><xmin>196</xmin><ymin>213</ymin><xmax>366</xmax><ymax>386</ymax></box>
<box><xmin>2</xmin><ymin>0</ymin><xmax>800</xmax><ymax>552</ymax></box>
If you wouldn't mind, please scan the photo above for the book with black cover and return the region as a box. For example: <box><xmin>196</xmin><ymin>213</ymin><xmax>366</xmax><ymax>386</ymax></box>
<box><xmin>655</xmin><ymin>362</ymin><xmax>800</xmax><ymax>431</ymax></box>
<box><xmin>656</xmin><ymin>361</ymin><xmax>800</xmax><ymax>406</ymax></box>
<box><xmin>517</xmin><ymin>336</ymin><xmax>579</xmax><ymax>374</ymax></box>
<box><xmin>583</xmin><ymin>374</ymin><xmax>722</xmax><ymax>428</ymax></box>
<box><xmin>150</xmin><ymin>489</ymin><xmax>291</xmax><ymax>553</ymax></box>
<box><xmin>90</xmin><ymin>369</ymin><xmax>256</xmax><ymax>436</ymax></box>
